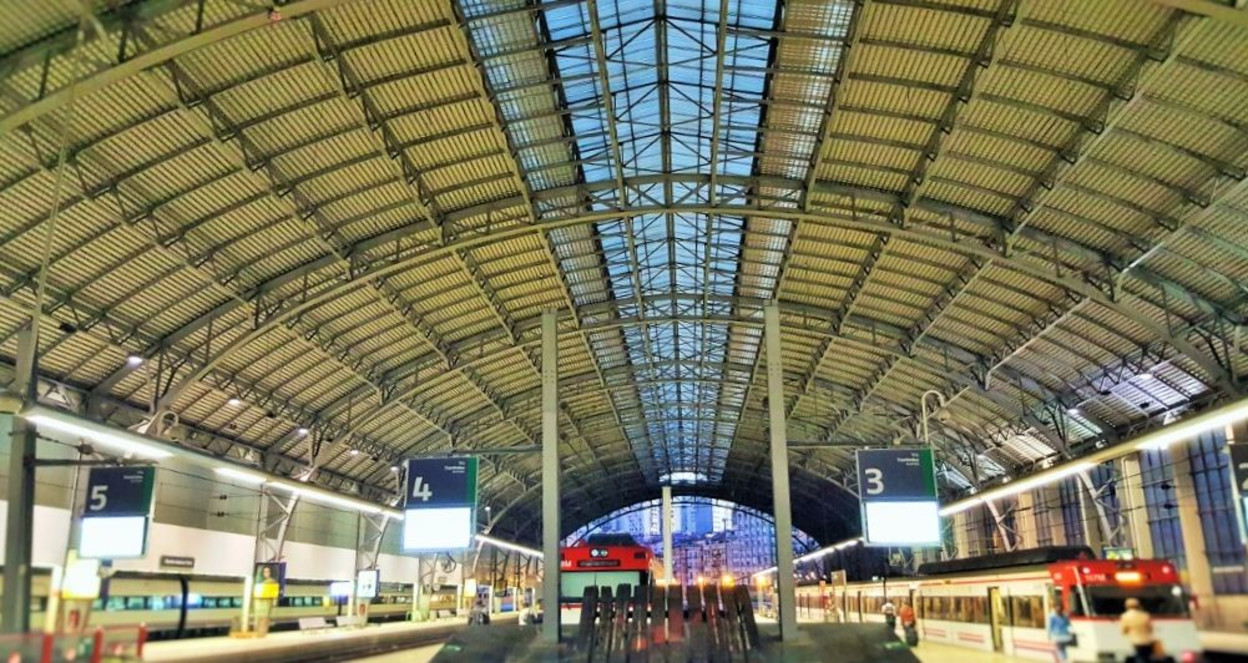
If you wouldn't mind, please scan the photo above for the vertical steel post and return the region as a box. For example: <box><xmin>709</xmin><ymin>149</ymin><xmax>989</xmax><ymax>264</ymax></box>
<box><xmin>540</xmin><ymin>310</ymin><xmax>560</xmax><ymax>643</ymax></box>
<box><xmin>764</xmin><ymin>302</ymin><xmax>797</xmax><ymax>639</ymax></box>
<box><xmin>661</xmin><ymin>485</ymin><xmax>674</xmax><ymax>584</ymax></box>
<box><xmin>1015</xmin><ymin>491</ymin><xmax>1040</xmax><ymax>549</ymax></box>
<box><xmin>3</xmin><ymin>326</ymin><xmax>38</xmax><ymax>633</ymax></box>
<box><xmin>1169</xmin><ymin>448</ymin><xmax>1216</xmax><ymax>626</ymax></box>
<box><xmin>1076</xmin><ymin>472</ymin><xmax>1105</xmax><ymax>554</ymax></box>
<box><xmin>1118</xmin><ymin>454</ymin><xmax>1154</xmax><ymax>559</ymax></box>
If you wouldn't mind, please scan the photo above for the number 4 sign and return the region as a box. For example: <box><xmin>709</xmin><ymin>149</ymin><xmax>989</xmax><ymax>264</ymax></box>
<box><xmin>403</xmin><ymin>458</ymin><xmax>478</xmax><ymax>508</ymax></box>
<box><xmin>410</xmin><ymin>477</ymin><xmax>433</xmax><ymax>502</ymax></box>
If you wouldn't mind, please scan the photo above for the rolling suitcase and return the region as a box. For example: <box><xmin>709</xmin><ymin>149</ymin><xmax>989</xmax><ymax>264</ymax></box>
<box><xmin>904</xmin><ymin>625</ymin><xmax>919</xmax><ymax>646</ymax></box>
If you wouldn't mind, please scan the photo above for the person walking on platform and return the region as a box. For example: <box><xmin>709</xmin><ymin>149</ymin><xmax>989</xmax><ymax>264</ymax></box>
<box><xmin>1120</xmin><ymin>598</ymin><xmax>1154</xmax><ymax>662</ymax></box>
<box><xmin>899</xmin><ymin>600</ymin><xmax>918</xmax><ymax>646</ymax></box>
<box><xmin>1047</xmin><ymin>605</ymin><xmax>1073</xmax><ymax>662</ymax></box>
<box><xmin>881</xmin><ymin>598</ymin><xmax>897</xmax><ymax>631</ymax></box>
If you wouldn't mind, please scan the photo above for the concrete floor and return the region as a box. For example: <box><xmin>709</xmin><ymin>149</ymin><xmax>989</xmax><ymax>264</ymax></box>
<box><xmin>913</xmin><ymin>641</ymin><xmax>1034</xmax><ymax>663</ymax></box>
<box><xmin>347</xmin><ymin>643</ymin><xmax>444</xmax><ymax>662</ymax></box>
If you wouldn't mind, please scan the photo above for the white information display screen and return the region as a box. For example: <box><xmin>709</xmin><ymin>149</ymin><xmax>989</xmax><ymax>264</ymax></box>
<box><xmin>402</xmin><ymin>507</ymin><xmax>474</xmax><ymax>551</ymax></box>
<box><xmin>862</xmin><ymin>500</ymin><xmax>940</xmax><ymax>546</ymax></box>
<box><xmin>356</xmin><ymin>569</ymin><xmax>380</xmax><ymax>599</ymax></box>
<box><xmin>78</xmin><ymin>516</ymin><xmax>148</xmax><ymax>559</ymax></box>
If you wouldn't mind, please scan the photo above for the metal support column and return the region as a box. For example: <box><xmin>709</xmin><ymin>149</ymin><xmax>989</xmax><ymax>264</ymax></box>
<box><xmin>1169</xmin><ymin>448</ymin><xmax>1217</xmax><ymax>626</ymax></box>
<box><xmin>1076</xmin><ymin>473</ymin><xmax>1105</xmax><ymax>554</ymax></box>
<box><xmin>1038</xmin><ymin>485</ymin><xmax>1066</xmax><ymax>546</ymax></box>
<box><xmin>540</xmin><ymin>310</ymin><xmax>560</xmax><ymax>643</ymax></box>
<box><xmin>3</xmin><ymin>327</ymin><xmax>38</xmax><ymax>633</ymax></box>
<box><xmin>661</xmin><ymin>485</ymin><xmax>674</xmax><ymax>584</ymax></box>
<box><xmin>1118</xmin><ymin>454</ymin><xmax>1154</xmax><ymax>559</ymax></box>
<box><xmin>952</xmin><ymin>512</ymin><xmax>971</xmax><ymax>559</ymax></box>
<box><xmin>764</xmin><ymin>302</ymin><xmax>797</xmax><ymax>640</ymax></box>
<box><xmin>1015</xmin><ymin>491</ymin><xmax>1039</xmax><ymax>549</ymax></box>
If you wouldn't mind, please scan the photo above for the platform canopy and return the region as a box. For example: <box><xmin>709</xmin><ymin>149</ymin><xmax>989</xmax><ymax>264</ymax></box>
<box><xmin>1</xmin><ymin>0</ymin><xmax>1246</xmax><ymax>544</ymax></box>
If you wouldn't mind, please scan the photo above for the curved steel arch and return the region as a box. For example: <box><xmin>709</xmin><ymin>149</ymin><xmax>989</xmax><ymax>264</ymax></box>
<box><xmin>488</xmin><ymin>463</ymin><xmax>861</xmax><ymax>545</ymax></box>
<box><xmin>307</xmin><ymin>299</ymin><xmax>1080</xmax><ymax>474</ymax></box>
<box><xmin>565</xmin><ymin>496</ymin><xmax>820</xmax><ymax>553</ymax></box>
<box><xmin>139</xmin><ymin>176</ymin><xmax>1238</xmax><ymax>421</ymax></box>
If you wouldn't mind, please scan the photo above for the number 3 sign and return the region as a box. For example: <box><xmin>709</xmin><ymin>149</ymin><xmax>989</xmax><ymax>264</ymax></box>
<box><xmin>854</xmin><ymin>449</ymin><xmax>937</xmax><ymax>501</ymax></box>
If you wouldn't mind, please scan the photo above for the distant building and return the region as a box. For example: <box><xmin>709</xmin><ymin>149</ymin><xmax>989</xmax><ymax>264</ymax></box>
<box><xmin>567</xmin><ymin>497</ymin><xmax>815</xmax><ymax>581</ymax></box>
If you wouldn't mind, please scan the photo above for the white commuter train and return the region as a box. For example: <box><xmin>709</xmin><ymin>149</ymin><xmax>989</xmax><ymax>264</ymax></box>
<box><xmin>1</xmin><ymin>569</ymin><xmax>418</xmax><ymax>638</ymax></box>
<box><xmin>793</xmin><ymin>546</ymin><xmax>1201</xmax><ymax>662</ymax></box>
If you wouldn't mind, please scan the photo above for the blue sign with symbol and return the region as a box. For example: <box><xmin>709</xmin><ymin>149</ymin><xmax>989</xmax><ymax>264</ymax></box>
<box><xmin>404</xmin><ymin>458</ymin><xmax>478</xmax><ymax>508</ymax></box>
<box><xmin>84</xmin><ymin>466</ymin><xmax>156</xmax><ymax>517</ymax></box>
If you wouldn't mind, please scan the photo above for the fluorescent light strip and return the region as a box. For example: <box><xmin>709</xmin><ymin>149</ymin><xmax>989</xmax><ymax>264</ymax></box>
<box><xmin>25</xmin><ymin>412</ymin><xmax>172</xmax><ymax>459</ymax></box>
<box><xmin>214</xmin><ymin>467</ymin><xmax>268</xmax><ymax>485</ymax></box>
<box><xmin>1135</xmin><ymin>398</ymin><xmax>1248</xmax><ymax>451</ymax></box>
<box><xmin>477</xmin><ymin>533</ymin><xmax>543</xmax><ymax>559</ymax></box>
<box><xmin>21</xmin><ymin>405</ymin><xmax>538</xmax><ymax>558</ymax></box>
<box><xmin>939</xmin><ymin>462</ymin><xmax>1094</xmax><ymax>516</ymax></box>
<box><xmin>266</xmin><ymin>480</ymin><xmax>382</xmax><ymax>514</ymax></box>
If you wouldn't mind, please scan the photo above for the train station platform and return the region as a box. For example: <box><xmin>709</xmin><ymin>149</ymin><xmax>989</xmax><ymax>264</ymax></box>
<box><xmin>5</xmin><ymin>1</ymin><xmax>1248</xmax><ymax>662</ymax></box>
<box><xmin>144</xmin><ymin>615</ymin><xmax>517</xmax><ymax>663</ymax></box>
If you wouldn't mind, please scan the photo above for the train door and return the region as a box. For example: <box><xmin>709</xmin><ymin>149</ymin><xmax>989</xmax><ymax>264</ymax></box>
<box><xmin>987</xmin><ymin>587</ymin><xmax>1005</xmax><ymax>652</ymax></box>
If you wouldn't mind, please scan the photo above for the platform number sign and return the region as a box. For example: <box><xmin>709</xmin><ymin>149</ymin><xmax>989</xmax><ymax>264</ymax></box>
<box><xmin>84</xmin><ymin>466</ymin><xmax>155</xmax><ymax>517</ymax></box>
<box><xmin>78</xmin><ymin>466</ymin><xmax>156</xmax><ymax>560</ymax></box>
<box><xmin>855</xmin><ymin>449</ymin><xmax>937</xmax><ymax>501</ymax></box>
<box><xmin>1231</xmin><ymin>444</ymin><xmax>1248</xmax><ymax>544</ymax></box>
<box><xmin>402</xmin><ymin>458</ymin><xmax>479</xmax><ymax>552</ymax></box>
<box><xmin>855</xmin><ymin>448</ymin><xmax>941</xmax><ymax>547</ymax></box>
<box><xmin>404</xmin><ymin>458</ymin><xmax>478</xmax><ymax>508</ymax></box>
<box><xmin>1231</xmin><ymin>444</ymin><xmax>1248</xmax><ymax>493</ymax></box>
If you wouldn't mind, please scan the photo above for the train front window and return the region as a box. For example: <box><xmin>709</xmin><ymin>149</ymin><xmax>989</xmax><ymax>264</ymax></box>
<box><xmin>1083</xmin><ymin>585</ymin><xmax>1188</xmax><ymax>617</ymax></box>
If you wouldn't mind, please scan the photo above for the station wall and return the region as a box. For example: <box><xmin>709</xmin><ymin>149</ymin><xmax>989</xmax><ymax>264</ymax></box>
<box><xmin>0</xmin><ymin>432</ymin><xmax>422</xmax><ymax>583</ymax></box>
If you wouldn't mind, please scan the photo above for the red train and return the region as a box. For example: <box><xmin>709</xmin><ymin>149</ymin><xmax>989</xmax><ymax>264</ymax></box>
<box><xmin>559</xmin><ymin>533</ymin><xmax>662</xmax><ymax>604</ymax></box>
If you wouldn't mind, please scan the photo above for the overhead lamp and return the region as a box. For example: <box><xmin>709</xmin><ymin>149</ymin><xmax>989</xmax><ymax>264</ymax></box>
<box><xmin>126</xmin><ymin>355</ymin><xmax>144</xmax><ymax>367</ymax></box>
<box><xmin>227</xmin><ymin>397</ymin><xmax>242</xmax><ymax>407</ymax></box>
<box><xmin>25</xmin><ymin>409</ymin><xmax>171</xmax><ymax>460</ymax></box>
<box><xmin>349</xmin><ymin>448</ymin><xmax>359</xmax><ymax>456</ymax></box>
<box><xmin>1139</xmin><ymin>372</ymin><xmax>1154</xmax><ymax>380</ymax></box>
<box><xmin>214</xmin><ymin>467</ymin><xmax>268</xmax><ymax>485</ymax></box>
<box><xmin>296</xmin><ymin>427</ymin><xmax>310</xmax><ymax>436</ymax></box>
<box><xmin>390</xmin><ymin>465</ymin><xmax>399</xmax><ymax>472</ymax></box>
<box><xmin>1066</xmin><ymin>406</ymin><xmax>1080</xmax><ymax>415</ymax></box>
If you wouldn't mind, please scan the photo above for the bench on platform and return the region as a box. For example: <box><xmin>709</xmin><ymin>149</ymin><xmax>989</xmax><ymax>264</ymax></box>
<box><xmin>297</xmin><ymin>617</ymin><xmax>333</xmax><ymax>632</ymax></box>
<box><xmin>335</xmin><ymin>615</ymin><xmax>366</xmax><ymax>628</ymax></box>
<box><xmin>574</xmin><ymin>583</ymin><xmax>761</xmax><ymax>662</ymax></box>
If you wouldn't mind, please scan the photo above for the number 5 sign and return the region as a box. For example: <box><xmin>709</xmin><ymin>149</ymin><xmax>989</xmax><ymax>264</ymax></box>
<box><xmin>83</xmin><ymin>466</ymin><xmax>156</xmax><ymax>517</ymax></box>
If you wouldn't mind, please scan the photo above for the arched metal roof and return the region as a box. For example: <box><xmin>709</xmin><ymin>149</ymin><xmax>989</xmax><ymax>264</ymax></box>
<box><xmin>2</xmin><ymin>0</ymin><xmax>1246</xmax><ymax>544</ymax></box>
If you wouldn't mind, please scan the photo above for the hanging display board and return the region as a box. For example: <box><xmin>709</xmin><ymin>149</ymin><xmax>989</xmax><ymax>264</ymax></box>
<box><xmin>855</xmin><ymin>449</ymin><xmax>941</xmax><ymax>547</ymax></box>
<box><xmin>78</xmin><ymin>466</ymin><xmax>156</xmax><ymax>559</ymax></box>
<box><xmin>402</xmin><ymin>457</ymin><xmax>479</xmax><ymax>552</ymax></box>
<box><xmin>1230</xmin><ymin>443</ymin><xmax>1248</xmax><ymax>543</ymax></box>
